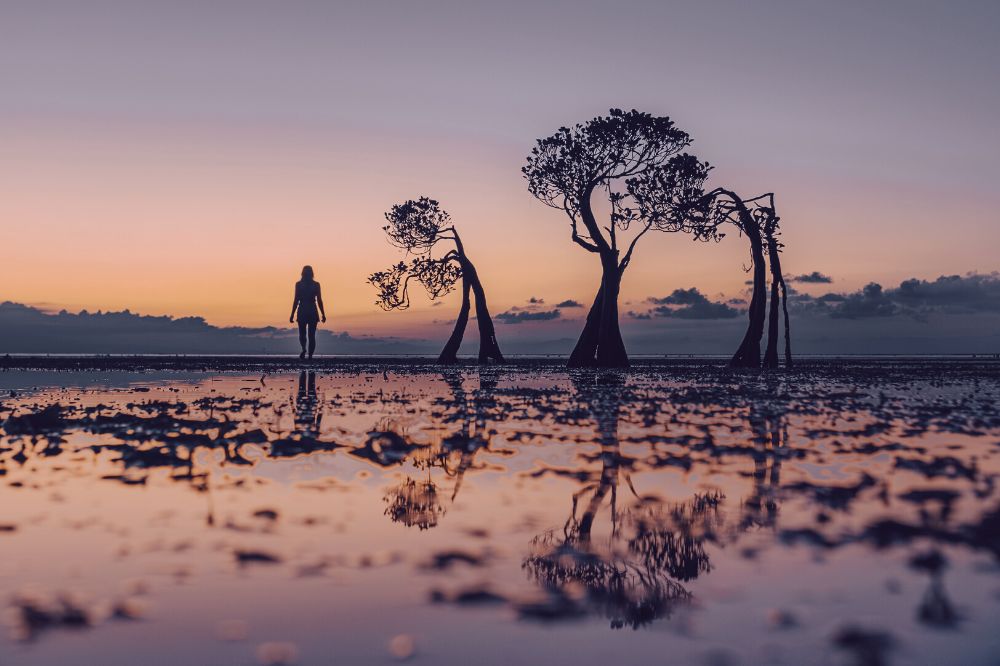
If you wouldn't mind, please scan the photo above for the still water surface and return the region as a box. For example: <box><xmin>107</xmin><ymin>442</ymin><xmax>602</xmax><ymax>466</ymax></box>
<box><xmin>1</xmin><ymin>363</ymin><xmax>998</xmax><ymax>665</ymax></box>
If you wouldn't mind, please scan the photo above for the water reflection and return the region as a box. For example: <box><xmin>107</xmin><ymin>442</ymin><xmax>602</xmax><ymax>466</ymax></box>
<box><xmin>522</xmin><ymin>373</ymin><xmax>693</xmax><ymax>629</ymax></box>
<box><xmin>381</xmin><ymin>370</ymin><xmax>502</xmax><ymax>529</ymax></box>
<box><xmin>0</xmin><ymin>363</ymin><xmax>998</xmax><ymax>664</ymax></box>
<box><xmin>294</xmin><ymin>370</ymin><xmax>321</xmax><ymax>434</ymax></box>
<box><xmin>384</xmin><ymin>477</ymin><xmax>445</xmax><ymax>530</ymax></box>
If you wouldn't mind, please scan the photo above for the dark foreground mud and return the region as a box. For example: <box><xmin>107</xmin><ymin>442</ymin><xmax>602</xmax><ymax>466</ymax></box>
<box><xmin>1</xmin><ymin>359</ymin><xmax>998</xmax><ymax>664</ymax></box>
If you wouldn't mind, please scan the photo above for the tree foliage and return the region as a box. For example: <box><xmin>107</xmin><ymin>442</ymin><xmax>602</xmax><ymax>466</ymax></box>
<box><xmin>383</xmin><ymin>197</ymin><xmax>453</xmax><ymax>252</ymax></box>
<box><xmin>523</xmin><ymin>109</ymin><xmax>699</xmax><ymax>258</ymax></box>
<box><xmin>368</xmin><ymin>197</ymin><xmax>462</xmax><ymax>310</ymax></box>
<box><xmin>626</xmin><ymin>153</ymin><xmax>718</xmax><ymax>241</ymax></box>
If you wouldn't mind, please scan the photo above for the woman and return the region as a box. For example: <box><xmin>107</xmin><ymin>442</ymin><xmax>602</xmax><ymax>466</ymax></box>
<box><xmin>289</xmin><ymin>265</ymin><xmax>327</xmax><ymax>359</ymax></box>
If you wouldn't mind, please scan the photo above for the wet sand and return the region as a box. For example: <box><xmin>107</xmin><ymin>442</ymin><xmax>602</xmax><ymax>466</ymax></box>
<box><xmin>1</xmin><ymin>358</ymin><xmax>998</xmax><ymax>664</ymax></box>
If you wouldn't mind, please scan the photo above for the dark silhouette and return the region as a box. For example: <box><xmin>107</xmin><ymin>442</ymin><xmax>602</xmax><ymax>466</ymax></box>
<box><xmin>432</xmin><ymin>369</ymin><xmax>497</xmax><ymax>501</ymax></box>
<box><xmin>740</xmin><ymin>405</ymin><xmax>785</xmax><ymax>531</ymax></box>
<box><xmin>523</xmin><ymin>109</ymin><xmax>705</xmax><ymax>367</ymax></box>
<box><xmin>383</xmin><ymin>369</ymin><xmax>500</xmax><ymax>529</ymax></box>
<box><xmin>294</xmin><ymin>370</ymin><xmax>321</xmax><ymax>435</ymax></box>
<box><xmin>701</xmin><ymin>190</ymin><xmax>773</xmax><ymax>368</ymax></box>
<box><xmin>760</xmin><ymin>199</ymin><xmax>793</xmax><ymax>368</ymax></box>
<box><xmin>289</xmin><ymin>265</ymin><xmax>327</xmax><ymax>359</ymax></box>
<box><xmin>521</xmin><ymin>373</ymin><xmax>693</xmax><ymax>628</ymax></box>
<box><xmin>368</xmin><ymin>197</ymin><xmax>503</xmax><ymax>365</ymax></box>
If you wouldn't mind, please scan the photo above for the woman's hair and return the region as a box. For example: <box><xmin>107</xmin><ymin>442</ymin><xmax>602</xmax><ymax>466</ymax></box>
<box><xmin>301</xmin><ymin>265</ymin><xmax>315</xmax><ymax>281</ymax></box>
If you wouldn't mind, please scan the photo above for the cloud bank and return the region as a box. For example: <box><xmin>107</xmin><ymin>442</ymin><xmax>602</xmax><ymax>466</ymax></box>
<box><xmin>793</xmin><ymin>273</ymin><xmax>1000</xmax><ymax>320</ymax></box>
<box><xmin>2</xmin><ymin>273</ymin><xmax>998</xmax><ymax>356</ymax></box>
<box><xmin>0</xmin><ymin>303</ymin><xmax>434</xmax><ymax>355</ymax></box>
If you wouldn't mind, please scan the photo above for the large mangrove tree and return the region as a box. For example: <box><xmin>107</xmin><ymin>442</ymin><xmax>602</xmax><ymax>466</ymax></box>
<box><xmin>523</xmin><ymin>109</ymin><xmax>711</xmax><ymax>367</ymax></box>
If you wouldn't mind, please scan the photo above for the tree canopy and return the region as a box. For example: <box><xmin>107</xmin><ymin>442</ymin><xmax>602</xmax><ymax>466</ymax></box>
<box><xmin>368</xmin><ymin>197</ymin><xmax>463</xmax><ymax>310</ymax></box>
<box><xmin>523</xmin><ymin>108</ymin><xmax>695</xmax><ymax>260</ymax></box>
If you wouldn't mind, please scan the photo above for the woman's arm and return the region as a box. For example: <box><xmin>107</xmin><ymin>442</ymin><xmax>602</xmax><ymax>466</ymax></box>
<box><xmin>317</xmin><ymin>283</ymin><xmax>327</xmax><ymax>323</ymax></box>
<box><xmin>290</xmin><ymin>285</ymin><xmax>299</xmax><ymax>323</ymax></box>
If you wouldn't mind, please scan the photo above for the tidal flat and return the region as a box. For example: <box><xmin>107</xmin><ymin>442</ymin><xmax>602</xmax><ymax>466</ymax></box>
<box><xmin>1</xmin><ymin>359</ymin><xmax>998</xmax><ymax>665</ymax></box>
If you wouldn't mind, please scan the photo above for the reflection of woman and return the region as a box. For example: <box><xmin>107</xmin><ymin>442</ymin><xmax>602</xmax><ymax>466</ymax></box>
<box><xmin>295</xmin><ymin>371</ymin><xmax>320</xmax><ymax>433</ymax></box>
<box><xmin>289</xmin><ymin>265</ymin><xmax>327</xmax><ymax>359</ymax></box>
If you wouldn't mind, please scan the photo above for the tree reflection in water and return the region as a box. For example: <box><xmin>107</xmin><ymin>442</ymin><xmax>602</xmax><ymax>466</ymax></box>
<box><xmin>522</xmin><ymin>373</ymin><xmax>692</xmax><ymax>629</ymax></box>
<box><xmin>384</xmin><ymin>477</ymin><xmax>445</xmax><ymax>530</ymax></box>
<box><xmin>740</xmin><ymin>405</ymin><xmax>785</xmax><ymax>531</ymax></box>
<box><xmin>381</xmin><ymin>369</ymin><xmax>499</xmax><ymax>529</ymax></box>
<box><xmin>522</xmin><ymin>375</ymin><xmax>800</xmax><ymax>628</ymax></box>
<box><xmin>2</xmin><ymin>361</ymin><xmax>998</xmax><ymax>655</ymax></box>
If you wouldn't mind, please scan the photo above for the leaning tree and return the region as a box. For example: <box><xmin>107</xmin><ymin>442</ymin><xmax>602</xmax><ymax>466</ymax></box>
<box><xmin>523</xmin><ymin>109</ymin><xmax>710</xmax><ymax>367</ymax></box>
<box><xmin>698</xmin><ymin>190</ymin><xmax>770</xmax><ymax>368</ymax></box>
<box><xmin>759</xmin><ymin>197</ymin><xmax>792</xmax><ymax>369</ymax></box>
<box><xmin>625</xmin><ymin>154</ymin><xmax>794</xmax><ymax>369</ymax></box>
<box><xmin>368</xmin><ymin>197</ymin><xmax>503</xmax><ymax>364</ymax></box>
<box><xmin>630</xmin><ymin>175</ymin><xmax>794</xmax><ymax>370</ymax></box>
<box><xmin>701</xmin><ymin>190</ymin><xmax>792</xmax><ymax>369</ymax></box>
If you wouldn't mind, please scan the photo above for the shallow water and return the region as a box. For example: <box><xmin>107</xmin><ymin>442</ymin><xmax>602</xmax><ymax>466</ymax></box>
<box><xmin>1</xmin><ymin>362</ymin><xmax>999</xmax><ymax>665</ymax></box>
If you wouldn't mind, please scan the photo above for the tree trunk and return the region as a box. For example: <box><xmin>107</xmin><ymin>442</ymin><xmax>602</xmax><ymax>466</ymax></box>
<box><xmin>778</xmin><ymin>260</ymin><xmax>792</xmax><ymax>368</ymax></box>
<box><xmin>595</xmin><ymin>257</ymin><xmax>628</xmax><ymax>368</ymax></box>
<box><xmin>730</xmin><ymin>222</ymin><xmax>767</xmax><ymax>369</ymax></box>
<box><xmin>764</xmin><ymin>230</ymin><xmax>792</xmax><ymax>370</ymax></box>
<box><xmin>463</xmin><ymin>259</ymin><xmax>504</xmax><ymax>364</ymax></box>
<box><xmin>437</xmin><ymin>275</ymin><xmax>471</xmax><ymax>364</ymax></box>
<box><xmin>763</xmin><ymin>261</ymin><xmax>781</xmax><ymax>370</ymax></box>
<box><xmin>568</xmin><ymin>280</ymin><xmax>604</xmax><ymax>367</ymax></box>
<box><xmin>573</xmin><ymin>372</ymin><xmax>623</xmax><ymax>541</ymax></box>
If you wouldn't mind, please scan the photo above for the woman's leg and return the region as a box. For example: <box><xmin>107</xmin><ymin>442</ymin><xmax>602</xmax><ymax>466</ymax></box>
<box><xmin>298</xmin><ymin>321</ymin><xmax>307</xmax><ymax>357</ymax></box>
<box><xmin>307</xmin><ymin>322</ymin><xmax>317</xmax><ymax>357</ymax></box>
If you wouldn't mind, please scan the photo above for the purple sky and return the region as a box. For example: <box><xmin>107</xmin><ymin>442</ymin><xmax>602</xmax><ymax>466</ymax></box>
<box><xmin>2</xmin><ymin>0</ymin><xmax>998</xmax><ymax>352</ymax></box>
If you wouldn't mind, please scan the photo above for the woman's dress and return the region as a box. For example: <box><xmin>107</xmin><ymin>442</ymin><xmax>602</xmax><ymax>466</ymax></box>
<box><xmin>295</xmin><ymin>280</ymin><xmax>321</xmax><ymax>324</ymax></box>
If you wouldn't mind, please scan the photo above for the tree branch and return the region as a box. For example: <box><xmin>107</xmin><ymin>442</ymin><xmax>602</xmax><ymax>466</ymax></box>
<box><xmin>618</xmin><ymin>222</ymin><xmax>653</xmax><ymax>272</ymax></box>
<box><xmin>572</xmin><ymin>230</ymin><xmax>601</xmax><ymax>253</ymax></box>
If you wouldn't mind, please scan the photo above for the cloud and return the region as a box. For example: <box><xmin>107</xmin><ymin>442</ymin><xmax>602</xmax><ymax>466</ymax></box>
<box><xmin>495</xmin><ymin>308</ymin><xmax>562</xmax><ymax>324</ymax></box>
<box><xmin>790</xmin><ymin>273</ymin><xmax>1000</xmax><ymax>320</ymax></box>
<box><xmin>528</xmin><ymin>297</ymin><xmax>545</xmax><ymax>304</ymax></box>
<box><xmin>889</xmin><ymin>273</ymin><xmax>1000</xmax><ymax>314</ymax></box>
<box><xmin>0</xmin><ymin>302</ymin><xmax>433</xmax><ymax>354</ymax></box>
<box><xmin>828</xmin><ymin>283</ymin><xmax>898</xmax><ymax>319</ymax></box>
<box><xmin>556</xmin><ymin>299</ymin><xmax>584</xmax><ymax>308</ymax></box>
<box><xmin>790</xmin><ymin>271</ymin><xmax>833</xmax><ymax>284</ymax></box>
<box><xmin>638</xmin><ymin>288</ymin><xmax>741</xmax><ymax>320</ymax></box>
<box><xmin>648</xmin><ymin>288</ymin><xmax>703</xmax><ymax>306</ymax></box>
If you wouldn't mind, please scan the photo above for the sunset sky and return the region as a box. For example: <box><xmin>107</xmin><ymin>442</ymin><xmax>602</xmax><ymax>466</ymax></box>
<box><xmin>3</xmin><ymin>0</ymin><xmax>999</xmax><ymax>343</ymax></box>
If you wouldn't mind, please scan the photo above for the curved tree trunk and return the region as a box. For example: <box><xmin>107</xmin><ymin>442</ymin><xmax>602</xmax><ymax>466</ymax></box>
<box><xmin>764</xmin><ymin>227</ymin><xmax>792</xmax><ymax>369</ymax></box>
<box><xmin>463</xmin><ymin>259</ymin><xmax>504</xmax><ymax>364</ymax></box>
<box><xmin>763</xmin><ymin>236</ymin><xmax>792</xmax><ymax>369</ymax></box>
<box><xmin>763</xmin><ymin>265</ymin><xmax>781</xmax><ymax>370</ymax></box>
<box><xmin>573</xmin><ymin>372</ymin><xmax>624</xmax><ymax>541</ymax></box>
<box><xmin>567</xmin><ymin>262</ymin><xmax>628</xmax><ymax>368</ymax></box>
<box><xmin>568</xmin><ymin>194</ymin><xmax>628</xmax><ymax>368</ymax></box>
<box><xmin>594</xmin><ymin>259</ymin><xmax>628</xmax><ymax>367</ymax></box>
<box><xmin>568</xmin><ymin>280</ymin><xmax>604</xmax><ymax>367</ymax></box>
<box><xmin>730</xmin><ymin>222</ymin><xmax>767</xmax><ymax>369</ymax></box>
<box><xmin>437</xmin><ymin>275</ymin><xmax>471</xmax><ymax>364</ymax></box>
<box><xmin>781</xmin><ymin>273</ymin><xmax>792</xmax><ymax>367</ymax></box>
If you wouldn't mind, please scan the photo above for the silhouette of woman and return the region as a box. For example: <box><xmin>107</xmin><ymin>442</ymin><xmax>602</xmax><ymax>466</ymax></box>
<box><xmin>289</xmin><ymin>265</ymin><xmax>327</xmax><ymax>359</ymax></box>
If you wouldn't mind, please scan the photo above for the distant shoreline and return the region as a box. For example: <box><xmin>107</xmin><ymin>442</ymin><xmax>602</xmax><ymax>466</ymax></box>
<box><xmin>2</xmin><ymin>354</ymin><xmax>998</xmax><ymax>373</ymax></box>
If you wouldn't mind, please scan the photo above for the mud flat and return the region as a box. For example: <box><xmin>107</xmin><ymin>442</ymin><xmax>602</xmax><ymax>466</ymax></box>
<box><xmin>1</xmin><ymin>360</ymin><xmax>998</xmax><ymax>664</ymax></box>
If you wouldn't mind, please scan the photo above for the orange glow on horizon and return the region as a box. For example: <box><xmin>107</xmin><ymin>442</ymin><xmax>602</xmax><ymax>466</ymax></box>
<box><xmin>4</xmin><ymin>124</ymin><xmax>998</xmax><ymax>335</ymax></box>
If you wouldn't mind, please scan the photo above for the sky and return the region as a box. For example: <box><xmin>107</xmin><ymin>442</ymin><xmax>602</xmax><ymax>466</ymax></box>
<box><xmin>2</xmin><ymin>0</ymin><xmax>999</xmax><ymax>351</ymax></box>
